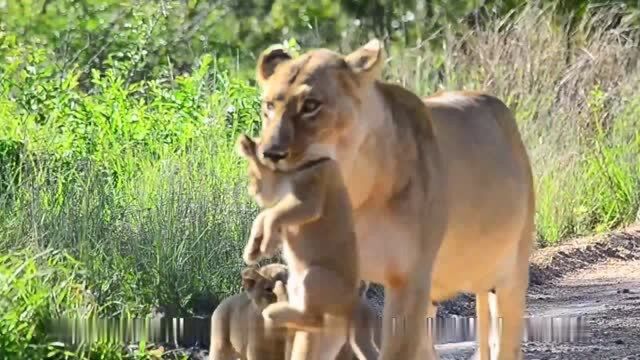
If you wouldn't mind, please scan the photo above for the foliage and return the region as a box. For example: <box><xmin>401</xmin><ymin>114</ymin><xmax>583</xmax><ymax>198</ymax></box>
<box><xmin>0</xmin><ymin>249</ymin><xmax>96</xmax><ymax>360</ymax></box>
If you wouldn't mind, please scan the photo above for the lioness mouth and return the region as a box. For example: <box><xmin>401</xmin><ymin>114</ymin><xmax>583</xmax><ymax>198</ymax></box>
<box><xmin>290</xmin><ymin>157</ymin><xmax>331</xmax><ymax>173</ymax></box>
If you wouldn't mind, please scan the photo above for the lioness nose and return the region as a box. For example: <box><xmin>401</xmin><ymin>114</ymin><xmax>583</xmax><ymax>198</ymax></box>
<box><xmin>262</xmin><ymin>149</ymin><xmax>288</xmax><ymax>162</ymax></box>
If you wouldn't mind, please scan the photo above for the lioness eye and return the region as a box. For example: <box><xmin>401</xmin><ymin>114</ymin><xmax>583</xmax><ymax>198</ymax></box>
<box><xmin>265</xmin><ymin>101</ymin><xmax>275</xmax><ymax>111</ymax></box>
<box><xmin>301</xmin><ymin>99</ymin><xmax>321</xmax><ymax>114</ymax></box>
<box><xmin>264</xmin><ymin>286</ymin><xmax>273</xmax><ymax>293</ymax></box>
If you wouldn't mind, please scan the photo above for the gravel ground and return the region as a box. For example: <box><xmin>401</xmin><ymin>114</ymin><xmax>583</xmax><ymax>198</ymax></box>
<box><xmin>438</xmin><ymin>226</ymin><xmax>640</xmax><ymax>360</ymax></box>
<box><xmin>156</xmin><ymin>226</ymin><xmax>640</xmax><ymax>359</ymax></box>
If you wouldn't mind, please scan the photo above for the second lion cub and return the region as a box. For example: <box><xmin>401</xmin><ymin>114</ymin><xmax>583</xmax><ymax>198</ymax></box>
<box><xmin>236</xmin><ymin>133</ymin><xmax>364</xmax><ymax>360</ymax></box>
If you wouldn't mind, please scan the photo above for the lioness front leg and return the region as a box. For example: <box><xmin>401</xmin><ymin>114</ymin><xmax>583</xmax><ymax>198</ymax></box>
<box><xmin>424</xmin><ymin>301</ymin><xmax>440</xmax><ymax>360</ymax></box>
<box><xmin>380</xmin><ymin>273</ymin><xmax>435</xmax><ymax>360</ymax></box>
<box><xmin>288</xmin><ymin>330</ymin><xmax>346</xmax><ymax>360</ymax></box>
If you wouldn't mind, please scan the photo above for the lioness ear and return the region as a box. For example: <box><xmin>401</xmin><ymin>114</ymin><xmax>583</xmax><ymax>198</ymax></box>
<box><xmin>235</xmin><ymin>134</ymin><xmax>257</xmax><ymax>159</ymax></box>
<box><xmin>344</xmin><ymin>39</ymin><xmax>385</xmax><ymax>83</ymax></box>
<box><xmin>241</xmin><ymin>266</ymin><xmax>260</xmax><ymax>291</ymax></box>
<box><xmin>256</xmin><ymin>45</ymin><xmax>293</xmax><ymax>86</ymax></box>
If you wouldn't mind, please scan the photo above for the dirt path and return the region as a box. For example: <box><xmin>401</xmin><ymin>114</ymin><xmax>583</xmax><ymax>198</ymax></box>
<box><xmin>437</xmin><ymin>227</ymin><xmax>640</xmax><ymax>360</ymax></box>
<box><xmin>165</xmin><ymin>227</ymin><xmax>640</xmax><ymax>359</ymax></box>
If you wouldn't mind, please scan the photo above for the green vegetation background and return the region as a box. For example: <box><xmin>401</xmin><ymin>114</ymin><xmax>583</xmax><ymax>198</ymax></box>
<box><xmin>1</xmin><ymin>0</ymin><xmax>640</xmax><ymax>358</ymax></box>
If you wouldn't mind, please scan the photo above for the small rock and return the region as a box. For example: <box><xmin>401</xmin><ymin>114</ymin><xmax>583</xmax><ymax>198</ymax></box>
<box><xmin>617</xmin><ymin>288</ymin><xmax>631</xmax><ymax>294</ymax></box>
<box><xmin>614</xmin><ymin>339</ymin><xmax>625</xmax><ymax>345</ymax></box>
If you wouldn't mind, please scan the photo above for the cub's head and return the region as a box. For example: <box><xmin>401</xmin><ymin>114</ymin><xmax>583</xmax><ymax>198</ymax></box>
<box><xmin>254</xmin><ymin>39</ymin><xmax>386</xmax><ymax>171</ymax></box>
<box><xmin>241</xmin><ymin>263</ymin><xmax>288</xmax><ymax>309</ymax></box>
<box><xmin>236</xmin><ymin>133</ymin><xmax>283</xmax><ymax>208</ymax></box>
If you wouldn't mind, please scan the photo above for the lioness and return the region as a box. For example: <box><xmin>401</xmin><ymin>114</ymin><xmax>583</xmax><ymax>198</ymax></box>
<box><xmin>208</xmin><ymin>264</ymin><xmax>289</xmax><ymax>360</ymax></box>
<box><xmin>251</xmin><ymin>39</ymin><xmax>535</xmax><ymax>360</ymax></box>
<box><xmin>235</xmin><ymin>133</ymin><xmax>364</xmax><ymax>360</ymax></box>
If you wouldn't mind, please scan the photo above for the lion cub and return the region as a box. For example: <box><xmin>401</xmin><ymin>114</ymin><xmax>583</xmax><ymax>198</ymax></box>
<box><xmin>273</xmin><ymin>279</ymin><xmax>381</xmax><ymax>360</ymax></box>
<box><xmin>208</xmin><ymin>263</ymin><xmax>289</xmax><ymax>360</ymax></box>
<box><xmin>236</xmin><ymin>133</ymin><xmax>362</xmax><ymax>359</ymax></box>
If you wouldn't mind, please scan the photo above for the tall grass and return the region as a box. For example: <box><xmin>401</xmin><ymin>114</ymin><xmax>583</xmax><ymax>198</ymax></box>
<box><xmin>0</xmin><ymin>44</ymin><xmax>263</xmax><ymax>318</ymax></box>
<box><xmin>0</xmin><ymin>4</ymin><xmax>639</xmax><ymax>355</ymax></box>
<box><xmin>383</xmin><ymin>2</ymin><xmax>640</xmax><ymax>244</ymax></box>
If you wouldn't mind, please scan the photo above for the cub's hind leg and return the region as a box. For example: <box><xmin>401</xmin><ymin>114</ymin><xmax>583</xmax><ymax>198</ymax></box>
<box><xmin>262</xmin><ymin>301</ymin><xmax>325</xmax><ymax>332</ymax></box>
<box><xmin>263</xmin><ymin>266</ymin><xmax>357</xmax><ymax>332</ymax></box>
<box><xmin>208</xmin><ymin>343</ymin><xmax>237</xmax><ymax>360</ymax></box>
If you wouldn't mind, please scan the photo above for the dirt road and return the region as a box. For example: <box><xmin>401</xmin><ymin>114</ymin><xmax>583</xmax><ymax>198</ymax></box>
<box><xmin>170</xmin><ymin>227</ymin><xmax>640</xmax><ymax>359</ymax></box>
<box><xmin>436</xmin><ymin>227</ymin><xmax>640</xmax><ymax>359</ymax></box>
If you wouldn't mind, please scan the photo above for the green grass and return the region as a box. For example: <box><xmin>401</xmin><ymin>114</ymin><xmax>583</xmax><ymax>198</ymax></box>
<box><xmin>1</xmin><ymin>1</ymin><xmax>640</xmax><ymax>358</ymax></box>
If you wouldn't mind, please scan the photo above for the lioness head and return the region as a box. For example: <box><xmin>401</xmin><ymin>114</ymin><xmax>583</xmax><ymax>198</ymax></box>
<box><xmin>241</xmin><ymin>263</ymin><xmax>288</xmax><ymax>309</ymax></box>
<box><xmin>254</xmin><ymin>39</ymin><xmax>386</xmax><ymax>171</ymax></box>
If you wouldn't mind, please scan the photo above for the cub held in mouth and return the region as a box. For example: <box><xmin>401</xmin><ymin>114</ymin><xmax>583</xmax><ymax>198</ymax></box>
<box><xmin>236</xmin><ymin>133</ymin><xmax>363</xmax><ymax>360</ymax></box>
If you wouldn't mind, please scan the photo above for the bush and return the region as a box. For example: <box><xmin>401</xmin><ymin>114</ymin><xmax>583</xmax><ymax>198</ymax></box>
<box><xmin>0</xmin><ymin>249</ymin><xmax>96</xmax><ymax>359</ymax></box>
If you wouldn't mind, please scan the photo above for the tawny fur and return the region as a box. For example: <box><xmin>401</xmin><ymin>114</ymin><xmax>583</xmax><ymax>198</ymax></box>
<box><xmin>273</xmin><ymin>276</ymin><xmax>381</xmax><ymax>360</ymax></box>
<box><xmin>208</xmin><ymin>263</ymin><xmax>289</xmax><ymax>360</ymax></box>
<box><xmin>251</xmin><ymin>39</ymin><xmax>536</xmax><ymax>360</ymax></box>
<box><xmin>236</xmin><ymin>134</ymin><xmax>363</xmax><ymax>360</ymax></box>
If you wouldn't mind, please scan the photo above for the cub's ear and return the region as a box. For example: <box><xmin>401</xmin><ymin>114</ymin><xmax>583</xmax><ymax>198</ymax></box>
<box><xmin>273</xmin><ymin>280</ymin><xmax>288</xmax><ymax>301</ymax></box>
<box><xmin>344</xmin><ymin>38</ymin><xmax>386</xmax><ymax>83</ymax></box>
<box><xmin>235</xmin><ymin>134</ymin><xmax>257</xmax><ymax>159</ymax></box>
<box><xmin>256</xmin><ymin>45</ymin><xmax>293</xmax><ymax>86</ymax></box>
<box><xmin>273</xmin><ymin>266</ymin><xmax>288</xmax><ymax>285</ymax></box>
<box><xmin>241</xmin><ymin>266</ymin><xmax>261</xmax><ymax>291</ymax></box>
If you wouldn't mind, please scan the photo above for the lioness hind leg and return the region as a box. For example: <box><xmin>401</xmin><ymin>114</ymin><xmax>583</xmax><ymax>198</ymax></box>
<box><xmin>493</xmin><ymin>222</ymin><xmax>533</xmax><ymax>360</ymax></box>
<box><xmin>472</xmin><ymin>291</ymin><xmax>492</xmax><ymax>360</ymax></box>
<box><xmin>493</xmin><ymin>282</ymin><xmax>527</xmax><ymax>360</ymax></box>
<box><xmin>493</xmin><ymin>248</ymin><xmax>530</xmax><ymax>360</ymax></box>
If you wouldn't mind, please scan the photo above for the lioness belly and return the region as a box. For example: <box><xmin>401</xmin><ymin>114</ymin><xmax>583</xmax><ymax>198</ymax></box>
<box><xmin>429</xmin><ymin>227</ymin><xmax>523</xmax><ymax>300</ymax></box>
